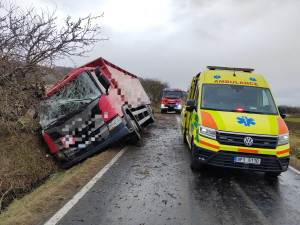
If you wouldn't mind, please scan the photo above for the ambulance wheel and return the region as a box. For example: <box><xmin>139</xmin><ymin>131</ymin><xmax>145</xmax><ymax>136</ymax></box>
<box><xmin>183</xmin><ymin>131</ymin><xmax>187</xmax><ymax>143</ymax></box>
<box><xmin>183</xmin><ymin>135</ymin><xmax>187</xmax><ymax>143</ymax></box>
<box><xmin>129</xmin><ymin>117</ymin><xmax>141</xmax><ymax>142</ymax></box>
<box><xmin>265</xmin><ymin>171</ymin><xmax>281</xmax><ymax>177</ymax></box>
<box><xmin>190</xmin><ymin>140</ymin><xmax>201</xmax><ymax>171</ymax></box>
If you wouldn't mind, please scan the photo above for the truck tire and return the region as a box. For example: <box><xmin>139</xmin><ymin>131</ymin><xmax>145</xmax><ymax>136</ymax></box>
<box><xmin>148</xmin><ymin>106</ymin><xmax>155</xmax><ymax>123</ymax></box>
<box><xmin>190</xmin><ymin>140</ymin><xmax>201</xmax><ymax>171</ymax></box>
<box><xmin>129</xmin><ymin>117</ymin><xmax>141</xmax><ymax>142</ymax></box>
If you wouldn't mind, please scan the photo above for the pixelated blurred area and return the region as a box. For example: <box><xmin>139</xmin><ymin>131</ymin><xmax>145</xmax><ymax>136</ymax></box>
<box><xmin>36</xmin><ymin>57</ymin><xmax>154</xmax><ymax>168</ymax></box>
<box><xmin>107</xmin><ymin>66</ymin><xmax>150</xmax><ymax>108</ymax></box>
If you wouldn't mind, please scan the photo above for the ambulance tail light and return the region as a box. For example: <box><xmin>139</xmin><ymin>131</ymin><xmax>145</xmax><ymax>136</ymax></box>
<box><xmin>236</xmin><ymin>108</ymin><xmax>244</xmax><ymax>112</ymax></box>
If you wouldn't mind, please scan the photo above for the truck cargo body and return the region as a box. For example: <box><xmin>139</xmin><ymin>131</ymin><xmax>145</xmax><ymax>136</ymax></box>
<box><xmin>38</xmin><ymin>57</ymin><xmax>154</xmax><ymax>168</ymax></box>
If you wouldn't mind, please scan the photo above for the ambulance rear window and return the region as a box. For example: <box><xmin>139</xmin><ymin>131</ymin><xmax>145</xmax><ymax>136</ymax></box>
<box><xmin>201</xmin><ymin>84</ymin><xmax>278</xmax><ymax>115</ymax></box>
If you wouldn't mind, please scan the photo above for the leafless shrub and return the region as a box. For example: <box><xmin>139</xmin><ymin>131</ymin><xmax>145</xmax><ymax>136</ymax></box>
<box><xmin>280</xmin><ymin>105</ymin><xmax>300</xmax><ymax>116</ymax></box>
<box><xmin>139</xmin><ymin>77</ymin><xmax>169</xmax><ymax>107</ymax></box>
<box><xmin>0</xmin><ymin>0</ymin><xmax>107</xmax><ymax>124</ymax></box>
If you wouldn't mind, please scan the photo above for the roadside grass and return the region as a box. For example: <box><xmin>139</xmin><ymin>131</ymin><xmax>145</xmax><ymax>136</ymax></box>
<box><xmin>285</xmin><ymin>117</ymin><xmax>300</xmax><ymax>171</ymax></box>
<box><xmin>284</xmin><ymin>117</ymin><xmax>300</xmax><ymax>123</ymax></box>
<box><xmin>152</xmin><ymin>106</ymin><xmax>160</xmax><ymax>113</ymax></box>
<box><xmin>0</xmin><ymin>121</ymin><xmax>57</xmax><ymax>213</ymax></box>
<box><xmin>0</xmin><ymin>145</ymin><xmax>120</xmax><ymax>225</ymax></box>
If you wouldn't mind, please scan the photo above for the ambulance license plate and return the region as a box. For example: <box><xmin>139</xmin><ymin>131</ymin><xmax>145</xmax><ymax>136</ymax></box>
<box><xmin>234</xmin><ymin>156</ymin><xmax>261</xmax><ymax>165</ymax></box>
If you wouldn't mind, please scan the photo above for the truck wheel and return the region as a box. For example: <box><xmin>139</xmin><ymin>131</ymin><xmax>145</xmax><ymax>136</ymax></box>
<box><xmin>161</xmin><ymin>110</ymin><xmax>165</xmax><ymax>114</ymax></box>
<box><xmin>148</xmin><ymin>106</ymin><xmax>155</xmax><ymax>123</ymax></box>
<box><xmin>129</xmin><ymin>117</ymin><xmax>141</xmax><ymax>142</ymax></box>
<box><xmin>265</xmin><ymin>171</ymin><xmax>281</xmax><ymax>177</ymax></box>
<box><xmin>190</xmin><ymin>140</ymin><xmax>201</xmax><ymax>171</ymax></box>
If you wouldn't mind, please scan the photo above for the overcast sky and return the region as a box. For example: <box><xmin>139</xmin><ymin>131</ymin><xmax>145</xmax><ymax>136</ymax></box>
<box><xmin>17</xmin><ymin>0</ymin><xmax>300</xmax><ymax>106</ymax></box>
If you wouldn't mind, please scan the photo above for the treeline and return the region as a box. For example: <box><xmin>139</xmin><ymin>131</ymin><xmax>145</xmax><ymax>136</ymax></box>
<box><xmin>139</xmin><ymin>77</ymin><xmax>168</xmax><ymax>107</ymax></box>
<box><xmin>279</xmin><ymin>105</ymin><xmax>300</xmax><ymax>116</ymax></box>
<box><xmin>43</xmin><ymin>66</ymin><xmax>74</xmax><ymax>85</ymax></box>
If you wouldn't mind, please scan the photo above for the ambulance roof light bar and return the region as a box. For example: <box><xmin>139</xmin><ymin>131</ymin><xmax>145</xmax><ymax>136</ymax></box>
<box><xmin>207</xmin><ymin>66</ymin><xmax>254</xmax><ymax>73</ymax></box>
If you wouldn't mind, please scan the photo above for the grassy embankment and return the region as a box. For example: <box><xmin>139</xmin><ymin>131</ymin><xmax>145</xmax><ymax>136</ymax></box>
<box><xmin>0</xmin><ymin>143</ymin><xmax>120</xmax><ymax>225</ymax></box>
<box><xmin>152</xmin><ymin>106</ymin><xmax>161</xmax><ymax>113</ymax></box>
<box><xmin>284</xmin><ymin>116</ymin><xmax>300</xmax><ymax>170</ymax></box>
<box><xmin>0</xmin><ymin>111</ymin><xmax>121</xmax><ymax>225</ymax></box>
<box><xmin>0</xmin><ymin>116</ymin><xmax>57</xmax><ymax>214</ymax></box>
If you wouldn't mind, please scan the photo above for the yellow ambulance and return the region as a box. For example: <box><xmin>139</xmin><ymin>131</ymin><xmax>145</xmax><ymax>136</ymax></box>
<box><xmin>182</xmin><ymin>66</ymin><xmax>289</xmax><ymax>176</ymax></box>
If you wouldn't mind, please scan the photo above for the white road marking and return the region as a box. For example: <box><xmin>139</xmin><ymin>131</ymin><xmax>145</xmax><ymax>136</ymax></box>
<box><xmin>175</xmin><ymin>114</ymin><xmax>182</xmax><ymax>124</ymax></box>
<box><xmin>44</xmin><ymin>146</ymin><xmax>129</xmax><ymax>225</ymax></box>
<box><xmin>289</xmin><ymin>166</ymin><xmax>300</xmax><ymax>175</ymax></box>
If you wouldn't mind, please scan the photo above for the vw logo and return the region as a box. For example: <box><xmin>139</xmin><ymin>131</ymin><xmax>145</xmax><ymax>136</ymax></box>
<box><xmin>244</xmin><ymin>137</ymin><xmax>253</xmax><ymax>146</ymax></box>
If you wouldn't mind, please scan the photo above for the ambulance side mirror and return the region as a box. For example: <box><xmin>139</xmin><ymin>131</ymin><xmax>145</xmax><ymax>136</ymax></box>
<box><xmin>278</xmin><ymin>106</ymin><xmax>287</xmax><ymax>119</ymax></box>
<box><xmin>186</xmin><ymin>99</ymin><xmax>196</xmax><ymax>112</ymax></box>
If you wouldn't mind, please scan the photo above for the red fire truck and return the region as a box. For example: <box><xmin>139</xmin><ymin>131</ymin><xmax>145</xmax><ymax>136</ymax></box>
<box><xmin>161</xmin><ymin>88</ymin><xmax>184</xmax><ymax>114</ymax></box>
<box><xmin>37</xmin><ymin>57</ymin><xmax>154</xmax><ymax>168</ymax></box>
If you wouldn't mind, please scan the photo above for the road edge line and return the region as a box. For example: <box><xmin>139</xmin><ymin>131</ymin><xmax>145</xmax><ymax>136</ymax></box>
<box><xmin>44</xmin><ymin>146</ymin><xmax>129</xmax><ymax>225</ymax></box>
<box><xmin>289</xmin><ymin>166</ymin><xmax>300</xmax><ymax>175</ymax></box>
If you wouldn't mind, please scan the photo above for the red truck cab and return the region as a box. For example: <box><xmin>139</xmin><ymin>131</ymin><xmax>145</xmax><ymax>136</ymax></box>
<box><xmin>37</xmin><ymin>57</ymin><xmax>154</xmax><ymax>168</ymax></box>
<box><xmin>161</xmin><ymin>88</ymin><xmax>184</xmax><ymax>114</ymax></box>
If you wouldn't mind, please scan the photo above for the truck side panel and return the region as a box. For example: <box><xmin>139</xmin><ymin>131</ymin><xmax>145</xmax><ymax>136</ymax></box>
<box><xmin>82</xmin><ymin>57</ymin><xmax>151</xmax><ymax>108</ymax></box>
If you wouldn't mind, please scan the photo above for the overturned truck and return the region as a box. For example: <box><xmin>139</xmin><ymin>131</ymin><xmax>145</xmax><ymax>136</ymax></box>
<box><xmin>37</xmin><ymin>57</ymin><xmax>154</xmax><ymax>168</ymax></box>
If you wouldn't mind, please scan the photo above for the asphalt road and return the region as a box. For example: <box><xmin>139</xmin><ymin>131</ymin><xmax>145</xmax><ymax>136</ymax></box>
<box><xmin>53</xmin><ymin>113</ymin><xmax>300</xmax><ymax>225</ymax></box>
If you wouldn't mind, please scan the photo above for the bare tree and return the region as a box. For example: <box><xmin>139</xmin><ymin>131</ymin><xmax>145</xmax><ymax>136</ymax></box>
<box><xmin>0</xmin><ymin>1</ymin><xmax>107</xmax><ymax>123</ymax></box>
<box><xmin>140</xmin><ymin>77</ymin><xmax>169</xmax><ymax>107</ymax></box>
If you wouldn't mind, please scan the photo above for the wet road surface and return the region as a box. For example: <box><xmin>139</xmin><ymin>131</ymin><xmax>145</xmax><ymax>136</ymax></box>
<box><xmin>55</xmin><ymin>114</ymin><xmax>300</xmax><ymax>225</ymax></box>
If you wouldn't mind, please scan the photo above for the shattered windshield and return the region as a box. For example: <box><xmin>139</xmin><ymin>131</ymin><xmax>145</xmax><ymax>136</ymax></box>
<box><xmin>37</xmin><ymin>71</ymin><xmax>102</xmax><ymax>129</ymax></box>
<box><xmin>201</xmin><ymin>84</ymin><xmax>278</xmax><ymax>115</ymax></box>
<box><xmin>162</xmin><ymin>91</ymin><xmax>181</xmax><ymax>99</ymax></box>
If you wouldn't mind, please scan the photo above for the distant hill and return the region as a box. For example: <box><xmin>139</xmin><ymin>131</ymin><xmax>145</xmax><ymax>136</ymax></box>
<box><xmin>42</xmin><ymin>66</ymin><xmax>74</xmax><ymax>85</ymax></box>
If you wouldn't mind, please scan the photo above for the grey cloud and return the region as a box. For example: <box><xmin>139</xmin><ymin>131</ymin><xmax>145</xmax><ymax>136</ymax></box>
<box><xmin>55</xmin><ymin>0</ymin><xmax>300</xmax><ymax>106</ymax></box>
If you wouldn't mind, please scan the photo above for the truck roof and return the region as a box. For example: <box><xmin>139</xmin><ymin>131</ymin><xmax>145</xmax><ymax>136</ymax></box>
<box><xmin>81</xmin><ymin>57</ymin><xmax>138</xmax><ymax>78</ymax></box>
<box><xmin>47</xmin><ymin>67</ymin><xmax>88</xmax><ymax>97</ymax></box>
<box><xmin>47</xmin><ymin>57</ymin><xmax>139</xmax><ymax>97</ymax></box>
<box><xmin>201</xmin><ymin>67</ymin><xmax>269</xmax><ymax>88</ymax></box>
<box><xmin>47</xmin><ymin>57</ymin><xmax>151</xmax><ymax>107</ymax></box>
<box><xmin>162</xmin><ymin>88</ymin><xmax>183</xmax><ymax>92</ymax></box>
